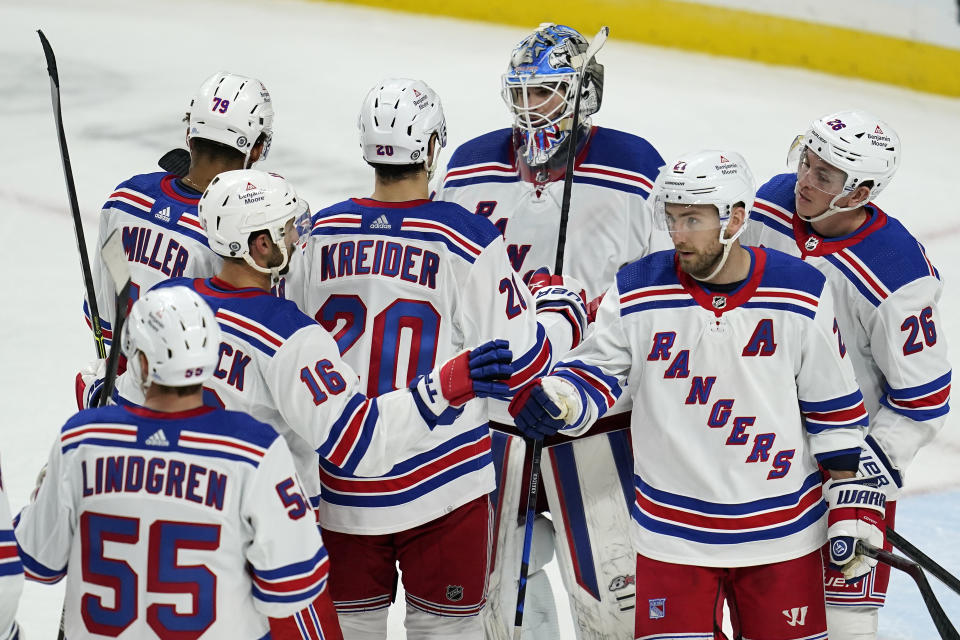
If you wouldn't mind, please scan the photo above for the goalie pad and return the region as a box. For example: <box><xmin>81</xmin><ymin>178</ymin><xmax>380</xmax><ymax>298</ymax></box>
<box><xmin>483</xmin><ymin>421</ymin><xmax>636</xmax><ymax>640</ymax></box>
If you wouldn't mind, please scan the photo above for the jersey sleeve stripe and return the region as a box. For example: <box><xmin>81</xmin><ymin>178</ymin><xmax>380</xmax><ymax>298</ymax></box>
<box><xmin>753</xmin><ymin>199</ymin><xmax>794</xmax><ymax>227</ymax></box>
<box><xmin>803</xmin><ymin>403</ymin><xmax>870</xmax><ymax>432</ymax></box>
<box><xmin>61</xmin><ymin>424</ymin><xmax>139</xmax><ymax>446</ymax></box>
<box><xmin>321</xmin><ymin>396</ymin><xmax>377</xmax><ymax>471</ymax></box>
<box><xmin>216</xmin><ymin>310</ymin><xmax>285</xmax><ymax>349</ymax></box>
<box><xmin>16</xmin><ymin>547</ymin><xmax>65</xmax><ymax>583</ymax></box>
<box><xmin>506</xmin><ymin>325</ymin><xmax>551</xmax><ymax>391</ymax></box>
<box><xmin>109</xmin><ymin>188</ymin><xmax>155</xmax><ymax>212</ymax></box>
<box><xmin>572</xmin><ymin>175</ymin><xmax>650</xmax><ymax>197</ymax></box>
<box><xmin>553</xmin><ymin>361</ymin><xmax>621</xmax><ymax>410</ymax></box>
<box><xmin>799</xmin><ymin>390</ymin><xmax>864</xmax><ymax>413</ymax></box>
<box><xmin>882</xmin><ymin>374</ymin><xmax>951</xmax><ymax>420</ymax></box>
<box><xmin>832</xmin><ymin>250</ymin><xmax>891</xmax><ymax>303</ymax></box>
<box><xmin>252</xmin><ymin>552</ymin><xmax>329</xmax><ymax>595</ymax></box>
<box><xmin>176</xmin><ymin>211</ymin><xmax>204</xmax><ymax>232</ymax></box>
<box><xmin>400</xmin><ymin>219</ymin><xmax>483</xmax><ymax>257</ymax></box>
<box><xmin>178</xmin><ymin>431</ymin><xmax>267</xmax><ymax>462</ymax></box>
<box><xmin>443</xmin><ymin>162</ymin><xmax>515</xmax><ymax>180</ymax></box>
<box><xmin>312</xmin><ymin>215</ymin><xmax>364</xmax><ymax>232</ymax></box>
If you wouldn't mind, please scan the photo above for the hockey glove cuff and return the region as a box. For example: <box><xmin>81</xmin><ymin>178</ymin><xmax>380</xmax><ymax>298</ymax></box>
<box><xmin>825</xmin><ymin>476</ymin><xmax>886</xmax><ymax>582</ymax></box>
<box><xmin>859</xmin><ymin>434</ymin><xmax>904</xmax><ymax>500</ymax></box>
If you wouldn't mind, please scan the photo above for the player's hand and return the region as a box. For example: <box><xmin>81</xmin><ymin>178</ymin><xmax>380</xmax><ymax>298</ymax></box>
<box><xmin>825</xmin><ymin>476</ymin><xmax>886</xmax><ymax>582</ymax></box>
<box><xmin>509</xmin><ymin>378</ymin><xmax>578</xmax><ymax>439</ymax></box>
<box><xmin>859</xmin><ymin>435</ymin><xmax>903</xmax><ymax>499</ymax></box>
<box><xmin>75</xmin><ymin>358</ymin><xmax>107</xmax><ymax>410</ymax></box>
<box><xmin>411</xmin><ymin>340</ymin><xmax>512</xmax><ymax>427</ymax></box>
<box><xmin>526</xmin><ymin>268</ymin><xmax>589</xmax><ymax>347</ymax></box>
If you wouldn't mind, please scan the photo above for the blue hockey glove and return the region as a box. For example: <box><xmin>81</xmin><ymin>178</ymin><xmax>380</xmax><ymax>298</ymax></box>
<box><xmin>509</xmin><ymin>380</ymin><xmax>567</xmax><ymax>440</ymax></box>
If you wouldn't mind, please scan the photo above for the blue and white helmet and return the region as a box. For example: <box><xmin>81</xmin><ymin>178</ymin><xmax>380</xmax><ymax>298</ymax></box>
<box><xmin>501</xmin><ymin>23</ymin><xmax>604</xmax><ymax>166</ymax></box>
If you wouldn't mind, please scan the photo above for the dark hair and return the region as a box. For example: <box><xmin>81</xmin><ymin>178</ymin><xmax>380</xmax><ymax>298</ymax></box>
<box><xmin>155</xmin><ymin>383</ymin><xmax>204</xmax><ymax>397</ymax></box>
<box><xmin>368</xmin><ymin>161</ymin><xmax>425</xmax><ymax>183</ymax></box>
<box><xmin>189</xmin><ymin>137</ymin><xmax>245</xmax><ymax>163</ymax></box>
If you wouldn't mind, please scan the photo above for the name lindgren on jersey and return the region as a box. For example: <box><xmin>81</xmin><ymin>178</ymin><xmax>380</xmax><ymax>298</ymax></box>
<box><xmin>435</xmin><ymin>127</ymin><xmax>669</xmax><ymax>299</ymax></box>
<box><xmin>746</xmin><ymin>174</ymin><xmax>951</xmax><ymax>471</ymax></box>
<box><xmin>14</xmin><ymin>405</ymin><xmax>327</xmax><ymax>640</ymax></box>
<box><xmin>85</xmin><ymin>172</ymin><xmax>221</xmax><ymax>347</ymax></box>
<box><xmin>294</xmin><ymin>198</ymin><xmax>551</xmax><ymax>534</ymax></box>
<box><xmin>550</xmin><ymin>248</ymin><xmax>867</xmax><ymax>567</ymax></box>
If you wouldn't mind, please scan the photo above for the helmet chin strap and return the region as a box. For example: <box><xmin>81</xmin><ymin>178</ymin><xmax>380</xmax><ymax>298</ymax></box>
<box><xmin>697</xmin><ymin>223</ymin><xmax>745</xmax><ymax>283</ymax></box>
<box><xmin>242</xmin><ymin>239</ymin><xmax>290</xmax><ymax>285</ymax></box>
<box><xmin>794</xmin><ymin>183</ymin><xmax>868</xmax><ymax>224</ymax></box>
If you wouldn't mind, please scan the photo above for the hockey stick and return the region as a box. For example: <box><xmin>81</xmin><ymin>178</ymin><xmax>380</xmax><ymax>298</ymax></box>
<box><xmin>857</xmin><ymin>542</ymin><xmax>960</xmax><ymax>640</ymax></box>
<box><xmin>37</xmin><ymin>30</ymin><xmax>107</xmax><ymax>360</ymax></box>
<box><xmin>513</xmin><ymin>26</ymin><xmax>610</xmax><ymax>639</ymax></box>
<box><xmin>96</xmin><ymin>230</ymin><xmax>132</xmax><ymax>406</ymax></box>
<box><xmin>888</xmin><ymin>527</ymin><xmax>960</xmax><ymax>597</ymax></box>
<box><xmin>158</xmin><ymin>148</ymin><xmax>191</xmax><ymax>176</ymax></box>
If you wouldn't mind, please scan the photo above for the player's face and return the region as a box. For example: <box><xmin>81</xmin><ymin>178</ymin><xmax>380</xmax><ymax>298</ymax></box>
<box><xmin>515</xmin><ymin>83</ymin><xmax>568</xmax><ymax>126</ymax></box>
<box><xmin>665</xmin><ymin>203</ymin><xmax>724</xmax><ymax>278</ymax></box>
<box><xmin>795</xmin><ymin>149</ymin><xmax>847</xmax><ymax>219</ymax></box>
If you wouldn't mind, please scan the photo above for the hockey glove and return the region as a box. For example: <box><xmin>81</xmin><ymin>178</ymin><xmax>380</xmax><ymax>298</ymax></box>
<box><xmin>860</xmin><ymin>434</ymin><xmax>903</xmax><ymax>499</ymax></box>
<box><xmin>585</xmin><ymin>292</ymin><xmax>605</xmax><ymax>324</ymax></box>
<box><xmin>509</xmin><ymin>377</ymin><xmax>581</xmax><ymax>439</ymax></box>
<box><xmin>75</xmin><ymin>358</ymin><xmax>106</xmax><ymax>410</ymax></box>
<box><xmin>825</xmin><ymin>476</ymin><xmax>886</xmax><ymax>582</ymax></box>
<box><xmin>411</xmin><ymin>340</ymin><xmax>512</xmax><ymax>426</ymax></box>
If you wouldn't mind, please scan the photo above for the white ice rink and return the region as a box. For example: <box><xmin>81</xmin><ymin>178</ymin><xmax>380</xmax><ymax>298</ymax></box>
<box><xmin>2</xmin><ymin>0</ymin><xmax>960</xmax><ymax>637</ymax></box>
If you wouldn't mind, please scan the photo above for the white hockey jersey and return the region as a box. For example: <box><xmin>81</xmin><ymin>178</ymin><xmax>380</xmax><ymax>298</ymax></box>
<box><xmin>289</xmin><ymin>198</ymin><xmax>558</xmax><ymax>534</ymax></box>
<box><xmin>548</xmin><ymin>248</ymin><xmax>868</xmax><ymax>567</ymax></box>
<box><xmin>85</xmin><ymin>172</ymin><xmax>221</xmax><ymax>346</ymax></box>
<box><xmin>435</xmin><ymin>126</ymin><xmax>670</xmax><ymax>300</ymax></box>
<box><xmin>745</xmin><ymin>174</ymin><xmax>951</xmax><ymax>483</ymax></box>
<box><xmin>116</xmin><ymin>277</ymin><xmax>473</xmax><ymax>512</ymax></box>
<box><xmin>0</xmin><ymin>461</ymin><xmax>22</xmax><ymax>640</ymax></box>
<box><xmin>15</xmin><ymin>405</ymin><xmax>326</xmax><ymax>640</ymax></box>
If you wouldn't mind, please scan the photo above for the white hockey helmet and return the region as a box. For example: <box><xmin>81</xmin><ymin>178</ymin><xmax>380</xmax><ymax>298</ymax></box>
<box><xmin>501</xmin><ymin>23</ymin><xmax>604</xmax><ymax>166</ymax></box>
<box><xmin>358</xmin><ymin>78</ymin><xmax>448</xmax><ymax>179</ymax></box>
<box><xmin>788</xmin><ymin>110</ymin><xmax>900</xmax><ymax>221</ymax></box>
<box><xmin>199</xmin><ymin>169</ymin><xmax>307</xmax><ymax>279</ymax></box>
<box><xmin>187</xmin><ymin>72</ymin><xmax>275</xmax><ymax>165</ymax></box>
<box><xmin>121</xmin><ymin>286</ymin><xmax>220</xmax><ymax>388</ymax></box>
<box><xmin>653</xmin><ymin>150</ymin><xmax>755</xmax><ymax>281</ymax></box>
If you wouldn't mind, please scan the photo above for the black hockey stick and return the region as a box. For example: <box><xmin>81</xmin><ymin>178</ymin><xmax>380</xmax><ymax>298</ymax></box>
<box><xmin>97</xmin><ymin>230</ymin><xmax>132</xmax><ymax>406</ymax></box>
<box><xmin>513</xmin><ymin>26</ymin><xmax>610</xmax><ymax>638</ymax></box>
<box><xmin>158</xmin><ymin>148</ymin><xmax>191</xmax><ymax>176</ymax></box>
<box><xmin>888</xmin><ymin>527</ymin><xmax>960</xmax><ymax>596</ymax></box>
<box><xmin>37</xmin><ymin>30</ymin><xmax>106</xmax><ymax>360</ymax></box>
<box><xmin>858</xmin><ymin>542</ymin><xmax>959</xmax><ymax>640</ymax></box>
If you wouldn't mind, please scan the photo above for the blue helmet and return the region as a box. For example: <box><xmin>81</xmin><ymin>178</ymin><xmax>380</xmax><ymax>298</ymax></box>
<box><xmin>501</xmin><ymin>23</ymin><xmax>605</xmax><ymax>166</ymax></box>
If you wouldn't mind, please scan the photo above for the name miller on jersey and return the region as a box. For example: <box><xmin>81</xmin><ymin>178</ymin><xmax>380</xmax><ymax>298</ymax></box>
<box><xmin>80</xmin><ymin>454</ymin><xmax>227</xmax><ymax>511</ymax></box>
<box><xmin>319</xmin><ymin>239</ymin><xmax>440</xmax><ymax>289</ymax></box>
<box><xmin>122</xmin><ymin>225</ymin><xmax>191</xmax><ymax>278</ymax></box>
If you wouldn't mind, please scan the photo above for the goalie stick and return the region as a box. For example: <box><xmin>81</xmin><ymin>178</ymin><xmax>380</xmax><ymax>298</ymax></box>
<box><xmin>97</xmin><ymin>230</ymin><xmax>133</xmax><ymax>407</ymax></box>
<box><xmin>857</xmin><ymin>541</ymin><xmax>959</xmax><ymax>640</ymax></box>
<box><xmin>887</xmin><ymin>527</ymin><xmax>960</xmax><ymax>597</ymax></box>
<box><xmin>37</xmin><ymin>30</ymin><xmax>106</xmax><ymax>361</ymax></box>
<box><xmin>513</xmin><ymin>26</ymin><xmax>610</xmax><ymax>639</ymax></box>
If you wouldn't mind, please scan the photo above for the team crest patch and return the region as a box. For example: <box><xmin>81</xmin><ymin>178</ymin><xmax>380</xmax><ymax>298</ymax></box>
<box><xmin>446</xmin><ymin>585</ymin><xmax>464</xmax><ymax>602</ymax></box>
<box><xmin>712</xmin><ymin>296</ymin><xmax>727</xmax><ymax>309</ymax></box>
<box><xmin>649</xmin><ymin>597</ymin><xmax>666</xmax><ymax>619</ymax></box>
<box><xmin>805</xmin><ymin>236</ymin><xmax>820</xmax><ymax>251</ymax></box>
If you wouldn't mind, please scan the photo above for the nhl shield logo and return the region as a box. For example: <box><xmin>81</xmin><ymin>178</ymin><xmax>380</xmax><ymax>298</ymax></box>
<box><xmin>805</xmin><ymin>236</ymin><xmax>820</xmax><ymax>251</ymax></box>
<box><xmin>446</xmin><ymin>585</ymin><xmax>464</xmax><ymax>602</ymax></box>
<box><xmin>712</xmin><ymin>296</ymin><xmax>727</xmax><ymax>310</ymax></box>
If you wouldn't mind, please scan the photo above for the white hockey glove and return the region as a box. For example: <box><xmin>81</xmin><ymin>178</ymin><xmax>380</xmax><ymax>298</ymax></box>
<box><xmin>526</xmin><ymin>269</ymin><xmax>589</xmax><ymax>348</ymax></box>
<box><xmin>74</xmin><ymin>358</ymin><xmax>106</xmax><ymax>410</ymax></box>
<box><xmin>860</xmin><ymin>435</ymin><xmax>904</xmax><ymax>500</ymax></box>
<box><xmin>411</xmin><ymin>339</ymin><xmax>512</xmax><ymax>427</ymax></box>
<box><xmin>508</xmin><ymin>377</ymin><xmax>581</xmax><ymax>439</ymax></box>
<box><xmin>825</xmin><ymin>476</ymin><xmax>886</xmax><ymax>582</ymax></box>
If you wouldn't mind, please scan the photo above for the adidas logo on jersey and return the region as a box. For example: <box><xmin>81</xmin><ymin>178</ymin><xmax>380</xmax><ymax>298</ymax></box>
<box><xmin>370</xmin><ymin>214</ymin><xmax>391</xmax><ymax>229</ymax></box>
<box><xmin>155</xmin><ymin>206</ymin><xmax>171</xmax><ymax>223</ymax></box>
<box><xmin>145</xmin><ymin>429</ymin><xmax>170</xmax><ymax>447</ymax></box>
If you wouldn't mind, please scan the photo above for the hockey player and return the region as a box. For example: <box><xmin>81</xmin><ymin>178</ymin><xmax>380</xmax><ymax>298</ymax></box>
<box><xmin>434</xmin><ymin>23</ymin><xmax>668</xmax><ymax>637</ymax></box>
<box><xmin>288</xmin><ymin>78</ymin><xmax>586</xmax><ymax>640</ymax></box>
<box><xmin>17</xmin><ymin>286</ymin><xmax>341</xmax><ymax>639</ymax></box>
<box><xmin>112</xmin><ymin>169</ymin><xmax>515</xmax><ymax>521</ymax></box>
<box><xmin>0</xmin><ymin>459</ymin><xmax>22</xmax><ymax>640</ymax></box>
<box><xmin>82</xmin><ymin>71</ymin><xmax>274</xmax><ymax>363</ymax></box>
<box><xmin>743</xmin><ymin>111</ymin><xmax>951</xmax><ymax>640</ymax></box>
<box><xmin>510</xmin><ymin>150</ymin><xmax>880</xmax><ymax>640</ymax></box>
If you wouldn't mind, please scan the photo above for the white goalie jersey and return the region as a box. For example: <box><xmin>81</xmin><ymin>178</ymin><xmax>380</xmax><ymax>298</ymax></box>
<box><xmin>746</xmin><ymin>174</ymin><xmax>951</xmax><ymax>487</ymax></box>
<box><xmin>548</xmin><ymin>248</ymin><xmax>868</xmax><ymax>567</ymax></box>
<box><xmin>15</xmin><ymin>405</ymin><xmax>326</xmax><ymax>640</ymax></box>
<box><xmin>435</xmin><ymin>126</ymin><xmax>670</xmax><ymax>300</ymax></box>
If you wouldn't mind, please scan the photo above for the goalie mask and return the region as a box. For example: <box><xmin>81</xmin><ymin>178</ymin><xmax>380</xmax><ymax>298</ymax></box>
<box><xmin>199</xmin><ymin>169</ymin><xmax>308</xmax><ymax>281</ymax></box>
<box><xmin>122</xmin><ymin>286</ymin><xmax>220</xmax><ymax>390</ymax></box>
<box><xmin>187</xmin><ymin>72</ymin><xmax>275</xmax><ymax>166</ymax></box>
<box><xmin>502</xmin><ymin>23</ymin><xmax>604</xmax><ymax>167</ymax></box>
<box><xmin>653</xmin><ymin>150</ymin><xmax>755</xmax><ymax>281</ymax></box>
<box><xmin>787</xmin><ymin>110</ymin><xmax>900</xmax><ymax>222</ymax></box>
<box><xmin>358</xmin><ymin>78</ymin><xmax>448</xmax><ymax>180</ymax></box>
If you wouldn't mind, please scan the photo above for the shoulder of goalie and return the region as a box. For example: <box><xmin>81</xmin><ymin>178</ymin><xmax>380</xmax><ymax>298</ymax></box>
<box><xmin>508</xmin><ymin>376</ymin><xmax>590</xmax><ymax>439</ymax></box>
<box><xmin>410</xmin><ymin>339</ymin><xmax>512</xmax><ymax>427</ymax></box>
<box><xmin>824</xmin><ymin>475</ymin><xmax>887</xmax><ymax>583</ymax></box>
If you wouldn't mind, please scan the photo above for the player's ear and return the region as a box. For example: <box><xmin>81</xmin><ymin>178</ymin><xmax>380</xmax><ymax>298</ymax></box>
<box><xmin>138</xmin><ymin>352</ymin><xmax>149</xmax><ymax>385</ymax></box>
<box><xmin>847</xmin><ymin>184</ymin><xmax>872</xmax><ymax>208</ymax></box>
<box><xmin>726</xmin><ymin>204</ymin><xmax>747</xmax><ymax>238</ymax></box>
